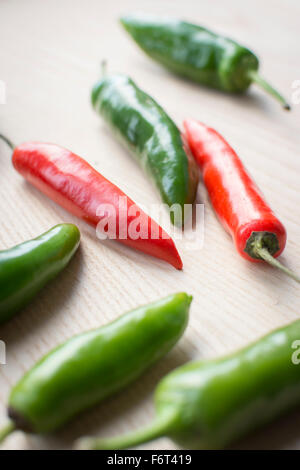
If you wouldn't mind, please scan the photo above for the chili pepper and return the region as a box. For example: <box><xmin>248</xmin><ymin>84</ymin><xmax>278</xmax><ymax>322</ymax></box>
<box><xmin>78</xmin><ymin>318</ymin><xmax>300</xmax><ymax>450</ymax></box>
<box><xmin>0</xmin><ymin>135</ymin><xmax>182</xmax><ymax>270</ymax></box>
<box><xmin>121</xmin><ymin>14</ymin><xmax>290</xmax><ymax>110</ymax></box>
<box><xmin>0</xmin><ymin>293</ymin><xmax>191</xmax><ymax>442</ymax></box>
<box><xmin>183</xmin><ymin>119</ymin><xmax>300</xmax><ymax>283</ymax></box>
<box><xmin>91</xmin><ymin>67</ymin><xmax>199</xmax><ymax>226</ymax></box>
<box><xmin>0</xmin><ymin>224</ymin><xmax>80</xmax><ymax>324</ymax></box>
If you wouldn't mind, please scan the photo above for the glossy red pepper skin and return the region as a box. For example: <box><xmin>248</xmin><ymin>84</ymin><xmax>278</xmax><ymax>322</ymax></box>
<box><xmin>12</xmin><ymin>143</ymin><xmax>182</xmax><ymax>270</ymax></box>
<box><xmin>184</xmin><ymin>120</ymin><xmax>286</xmax><ymax>262</ymax></box>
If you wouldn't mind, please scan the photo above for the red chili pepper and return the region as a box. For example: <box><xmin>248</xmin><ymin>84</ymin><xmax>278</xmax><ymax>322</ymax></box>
<box><xmin>184</xmin><ymin>119</ymin><xmax>300</xmax><ymax>282</ymax></box>
<box><xmin>10</xmin><ymin>141</ymin><xmax>182</xmax><ymax>270</ymax></box>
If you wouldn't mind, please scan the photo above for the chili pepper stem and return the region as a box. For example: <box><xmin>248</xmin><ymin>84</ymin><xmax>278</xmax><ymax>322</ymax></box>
<box><xmin>247</xmin><ymin>71</ymin><xmax>290</xmax><ymax>110</ymax></box>
<box><xmin>0</xmin><ymin>133</ymin><xmax>15</xmax><ymax>151</ymax></box>
<box><xmin>254</xmin><ymin>246</ymin><xmax>300</xmax><ymax>283</ymax></box>
<box><xmin>101</xmin><ymin>60</ymin><xmax>107</xmax><ymax>78</ymax></box>
<box><xmin>76</xmin><ymin>413</ymin><xmax>175</xmax><ymax>450</ymax></box>
<box><xmin>0</xmin><ymin>421</ymin><xmax>16</xmax><ymax>444</ymax></box>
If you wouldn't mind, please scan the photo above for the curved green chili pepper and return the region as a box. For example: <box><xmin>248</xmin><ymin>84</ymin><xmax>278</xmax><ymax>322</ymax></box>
<box><xmin>0</xmin><ymin>224</ymin><xmax>80</xmax><ymax>324</ymax></box>
<box><xmin>80</xmin><ymin>319</ymin><xmax>300</xmax><ymax>449</ymax></box>
<box><xmin>91</xmin><ymin>71</ymin><xmax>199</xmax><ymax>226</ymax></box>
<box><xmin>0</xmin><ymin>293</ymin><xmax>191</xmax><ymax>441</ymax></box>
<box><xmin>120</xmin><ymin>14</ymin><xmax>290</xmax><ymax>110</ymax></box>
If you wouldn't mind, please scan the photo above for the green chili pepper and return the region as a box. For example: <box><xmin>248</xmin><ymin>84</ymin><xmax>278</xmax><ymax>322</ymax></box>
<box><xmin>91</xmin><ymin>69</ymin><xmax>199</xmax><ymax>226</ymax></box>
<box><xmin>0</xmin><ymin>224</ymin><xmax>80</xmax><ymax>324</ymax></box>
<box><xmin>120</xmin><ymin>14</ymin><xmax>290</xmax><ymax>110</ymax></box>
<box><xmin>79</xmin><ymin>319</ymin><xmax>300</xmax><ymax>449</ymax></box>
<box><xmin>0</xmin><ymin>293</ymin><xmax>191</xmax><ymax>442</ymax></box>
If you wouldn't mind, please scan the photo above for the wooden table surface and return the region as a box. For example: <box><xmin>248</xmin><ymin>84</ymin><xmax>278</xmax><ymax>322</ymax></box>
<box><xmin>0</xmin><ymin>0</ymin><xmax>299</xmax><ymax>450</ymax></box>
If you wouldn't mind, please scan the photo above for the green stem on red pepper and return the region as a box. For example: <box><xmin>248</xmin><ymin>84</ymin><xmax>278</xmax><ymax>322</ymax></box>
<box><xmin>184</xmin><ymin>119</ymin><xmax>300</xmax><ymax>284</ymax></box>
<box><xmin>252</xmin><ymin>238</ymin><xmax>300</xmax><ymax>283</ymax></box>
<box><xmin>0</xmin><ymin>133</ymin><xmax>15</xmax><ymax>151</ymax></box>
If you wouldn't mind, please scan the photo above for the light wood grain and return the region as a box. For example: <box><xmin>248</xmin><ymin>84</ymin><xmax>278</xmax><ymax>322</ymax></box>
<box><xmin>0</xmin><ymin>0</ymin><xmax>299</xmax><ymax>450</ymax></box>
